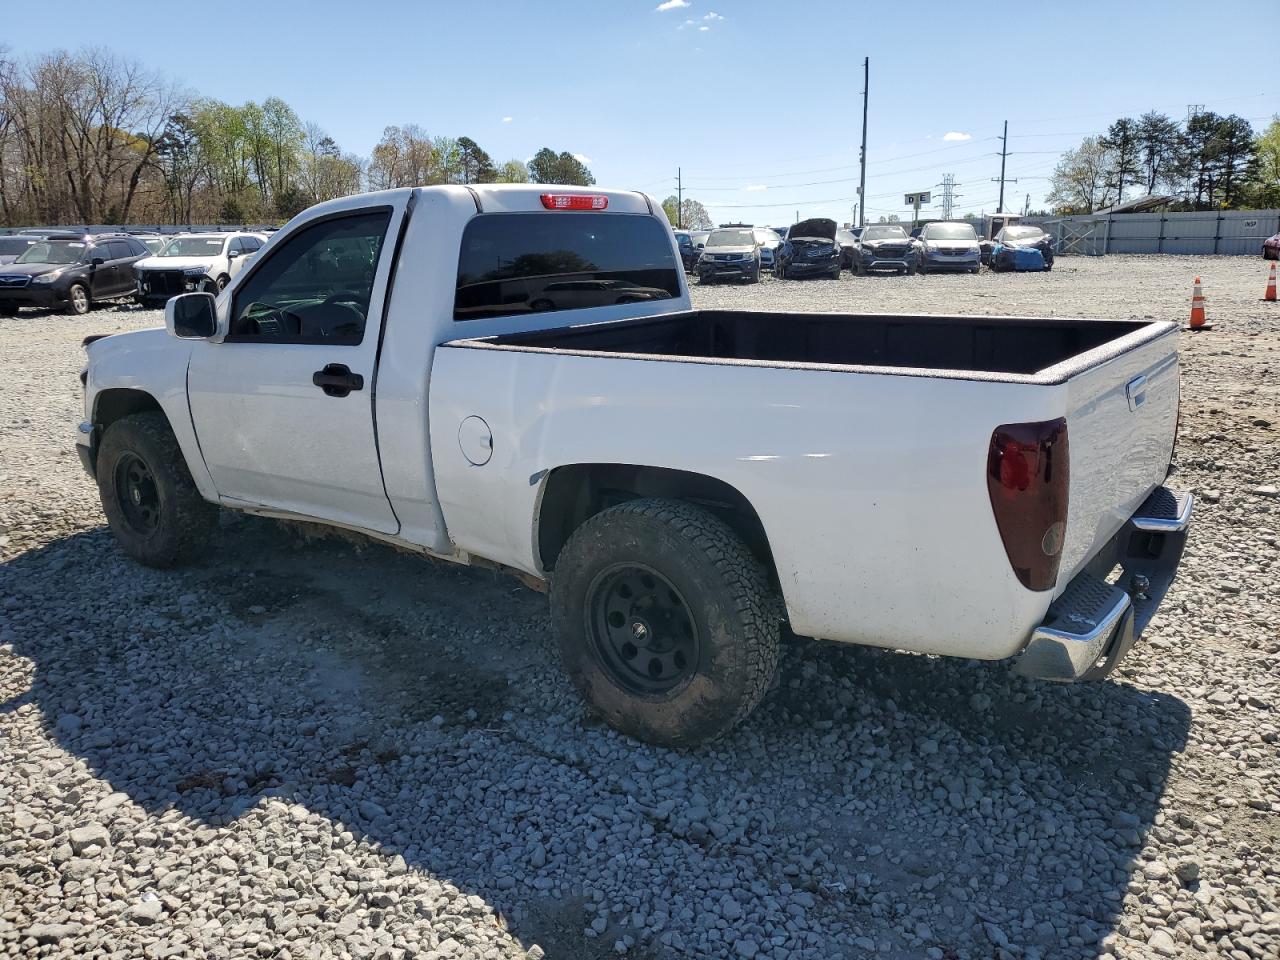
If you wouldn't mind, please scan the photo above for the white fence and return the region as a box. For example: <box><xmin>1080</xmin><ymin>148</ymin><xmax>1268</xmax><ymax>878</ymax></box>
<box><xmin>1036</xmin><ymin>210</ymin><xmax>1280</xmax><ymax>257</ymax></box>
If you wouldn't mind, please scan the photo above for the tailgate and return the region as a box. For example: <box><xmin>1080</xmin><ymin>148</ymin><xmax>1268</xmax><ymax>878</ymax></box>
<box><xmin>1055</xmin><ymin>326</ymin><xmax>1179</xmax><ymax>594</ymax></box>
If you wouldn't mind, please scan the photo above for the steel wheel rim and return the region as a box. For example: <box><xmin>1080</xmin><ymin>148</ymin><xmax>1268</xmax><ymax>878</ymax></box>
<box><xmin>114</xmin><ymin>452</ymin><xmax>161</xmax><ymax>536</ymax></box>
<box><xmin>72</xmin><ymin>287</ymin><xmax>87</xmax><ymax>312</ymax></box>
<box><xmin>586</xmin><ymin>562</ymin><xmax>701</xmax><ymax>697</ymax></box>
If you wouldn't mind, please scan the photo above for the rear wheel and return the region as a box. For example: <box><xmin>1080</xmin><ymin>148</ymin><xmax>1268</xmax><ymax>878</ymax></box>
<box><xmin>97</xmin><ymin>412</ymin><xmax>218</xmax><ymax>568</ymax></box>
<box><xmin>65</xmin><ymin>283</ymin><xmax>90</xmax><ymax>315</ymax></box>
<box><xmin>551</xmin><ymin>498</ymin><xmax>781</xmax><ymax>746</ymax></box>
<box><xmin>0</xmin><ymin>303</ymin><xmax>18</xmax><ymax>317</ymax></box>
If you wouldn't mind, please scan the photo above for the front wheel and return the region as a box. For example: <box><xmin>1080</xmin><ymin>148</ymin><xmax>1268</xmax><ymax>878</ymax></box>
<box><xmin>97</xmin><ymin>412</ymin><xmax>219</xmax><ymax>568</ymax></box>
<box><xmin>65</xmin><ymin>283</ymin><xmax>90</xmax><ymax>315</ymax></box>
<box><xmin>551</xmin><ymin>498</ymin><xmax>781</xmax><ymax>746</ymax></box>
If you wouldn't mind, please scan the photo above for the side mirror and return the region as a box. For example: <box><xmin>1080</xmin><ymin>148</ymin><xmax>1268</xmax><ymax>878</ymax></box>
<box><xmin>91</xmin><ymin>257</ymin><xmax>105</xmax><ymax>267</ymax></box>
<box><xmin>228</xmin><ymin>249</ymin><xmax>240</xmax><ymax>259</ymax></box>
<box><xmin>166</xmin><ymin>292</ymin><xmax>218</xmax><ymax>340</ymax></box>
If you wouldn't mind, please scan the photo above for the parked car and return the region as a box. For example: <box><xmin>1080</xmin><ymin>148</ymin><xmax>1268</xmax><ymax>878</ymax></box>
<box><xmin>0</xmin><ymin>232</ymin><xmax>149</xmax><ymax>315</ymax></box>
<box><xmin>673</xmin><ymin>230</ymin><xmax>698</xmax><ymax>270</ymax></box>
<box><xmin>917</xmin><ymin>221</ymin><xmax>982</xmax><ymax>274</ymax></box>
<box><xmin>78</xmin><ymin>184</ymin><xmax>1191</xmax><ymax>747</ymax></box>
<box><xmin>989</xmin><ymin>224</ymin><xmax>1055</xmax><ymax>271</ymax></box>
<box><xmin>133</xmin><ymin>232</ymin><xmax>268</xmax><ymax>306</ymax></box>
<box><xmin>979</xmin><ymin>213</ymin><xmax>1023</xmax><ymax>264</ymax></box>
<box><xmin>126</xmin><ymin>232</ymin><xmax>168</xmax><ymax>255</ymax></box>
<box><xmin>835</xmin><ymin>229</ymin><xmax>858</xmax><ymax>269</ymax></box>
<box><xmin>1263</xmin><ymin>231</ymin><xmax>1280</xmax><ymax>260</ymax></box>
<box><xmin>851</xmin><ymin>224</ymin><xmax>920</xmax><ymax>275</ymax></box>
<box><xmin>697</xmin><ymin>227</ymin><xmax>761</xmax><ymax>284</ymax></box>
<box><xmin>0</xmin><ymin>235</ymin><xmax>40</xmax><ymax>265</ymax></box>
<box><xmin>753</xmin><ymin>227</ymin><xmax>783</xmax><ymax>271</ymax></box>
<box><xmin>775</xmin><ymin>218</ymin><xmax>842</xmax><ymax>280</ymax></box>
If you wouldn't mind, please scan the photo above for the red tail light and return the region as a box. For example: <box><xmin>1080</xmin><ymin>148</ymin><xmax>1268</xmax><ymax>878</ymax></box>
<box><xmin>540</xmin><ymin>193</ymin><xmax>608</xmax><ymax>210</ymax></box>
<box><xmin>986</xmin><ymin>418</ymin><xmax>1069</xmax><ymax>591</ymax></box>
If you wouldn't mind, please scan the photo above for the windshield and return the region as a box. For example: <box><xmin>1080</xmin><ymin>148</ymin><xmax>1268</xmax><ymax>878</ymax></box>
<box><xmin>753</xmin><ymin>229</ymin><xmax>778</xmax><ymax>245</ymax></box>
<box><xmin>862</xmin><ymin>225</ymin><xmax>908</xmax><ymax>241</ymax></box>
<box><xmin>16</xmin><ymin>241</ymin><xmax>84</xmax><ymax>264</ymax></box>
<box><xmin>1003</xmin><ymin>225</ymin><xmax>1044</xmax><ymax>240</ymax></box>
<box><xmin>707</xmin><ymin>229</ymin><xmax>755</xmax><ymax>247</ymax></box>
<box><xmin>159</xmin><ymin>237</ymin><xmax>226</xmax><ymax>257</ymax></box>
<box><xmin>141</xmin><ymin>238</ymin><xmax>165</xmax><ymax>253</ymax></box>
<box><xmin>922</xmin><ymin>223</ymin><xmax>977</xmax><ymax>241</ymax></box>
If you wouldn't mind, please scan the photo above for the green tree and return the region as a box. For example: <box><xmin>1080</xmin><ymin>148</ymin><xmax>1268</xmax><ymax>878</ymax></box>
<box><xmin>1136</xmin><ymin>111</ymin><xmax>1179</xmax><ymax>195</ymax></box>
<box><xmin>456</xmin><ymin>136</ymin><xmax>496</xmax><ymax>183</ymax></box>
<box><xmin>526</xmin><ymin>147</ymin><xmax>595</xmax><ymax>186</ymax></box>
<box><xmin>1242</xmin><ymin>117</ymin><xmax>1280</xmax><ymax>208</ymax></box>
<box><xmin>494</xmin><ymin>159</ymin><xmax>529</xmax><ymax>183</ymax></box>
<box><xmin>661</xmin><ymin>195</ymin><xmax>712</xmax><ymax>229</ymax></box>
<box><xmin>1100</xmin><ymin>117</ymin><xmax>1141</xmax><ymax>204</ymax></box>
<box><xmin>1047</xmin><ymin>136</ymin><xmax>1115</xmax><ymax>213</ymax></box>
<box><xmin>1213</xmin><ymin>114</ymin><xmax>1257</xmax><ymax>208</ymax></box>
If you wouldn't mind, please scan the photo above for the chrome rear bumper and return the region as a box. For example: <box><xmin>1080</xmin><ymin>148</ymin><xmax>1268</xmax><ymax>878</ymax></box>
<box><xmin>1014</xmin><ymin>486</ymin><xmax>1192</xmax><ymax>682</ymax></box>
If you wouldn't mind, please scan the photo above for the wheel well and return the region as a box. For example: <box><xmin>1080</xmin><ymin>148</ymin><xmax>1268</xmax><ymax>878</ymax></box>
<box><xmin>537</xmin><ymin>464</ymin><xmax>778</xmax><ymax>584</ymax></box>
<box><xmin>94</xmin><ymin>389</ymin><xmax>164</xmax><ymax>432</ymax></box>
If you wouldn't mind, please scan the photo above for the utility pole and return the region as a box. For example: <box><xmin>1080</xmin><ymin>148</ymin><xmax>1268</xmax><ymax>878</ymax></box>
<box><xmin>676</xmin><ymin>167</ymin><xmax>682</xmax><ymax>229</ymax></box>
<box><xmin>991</xmin><ymin>120</ymin><xmax>1016</xmax><ymax>213</ymax></box>
<box><xmin>858</xmin><ymin>57</ymin><xmax>869</xmax><ymax>229</ymax></box>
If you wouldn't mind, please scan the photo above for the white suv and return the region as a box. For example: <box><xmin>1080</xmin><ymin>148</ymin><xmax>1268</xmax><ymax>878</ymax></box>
<box><xmin>134</xmin><ymin>232</ymin><xmax>267</xmax><ymax>306</ymax></box>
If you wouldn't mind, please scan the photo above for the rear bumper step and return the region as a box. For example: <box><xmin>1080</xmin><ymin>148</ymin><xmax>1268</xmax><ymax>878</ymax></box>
<box><xmin>1014</xmin><ymin>485</ymin><xmax>1193</xmax><ymax>682</ymax></box>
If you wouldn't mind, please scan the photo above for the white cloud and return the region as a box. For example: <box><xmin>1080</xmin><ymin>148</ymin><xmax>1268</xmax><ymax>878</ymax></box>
<box><xmin>942</xmin><ymin>131</ymin><xmax>971</xmax><ymax>141</ymax></box>
<box><xmin>698</xmin><ymin>25</ymin><xmax>709</xmax><ymax>31</ymax></box>
<box><xmin>655</xmin><ymin>0</ymin><xmax>689</xmax><ymax>10</ymax></box>
<box><xmin>678</xmin><ymin>17</ymin><xmax>696</xmax><ymax>28</ymax></box>
<box><xmin>744</xmin><ymin>184</ymin><xmax>767</xmax><ymax>192</ymax></box>
<box><xmin>501</xmin><ymin>116</ymin><xmax>513</xmax><ymax>123</ymax></box>
<box><xmin>703</xmin><ymin>11</ymin><xmax>724</xmax><ymax>19</ymax></box>
<box><xmin>573</xmin><ymin>153</ymin><xmax>592</xmax><ymax>165</ymax></box>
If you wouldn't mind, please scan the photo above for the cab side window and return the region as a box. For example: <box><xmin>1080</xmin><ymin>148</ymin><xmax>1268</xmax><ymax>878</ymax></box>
<box><xmin>228</xmin><ymin>211</ymin><xmax>391</xmax><ymax>345</ymax></box>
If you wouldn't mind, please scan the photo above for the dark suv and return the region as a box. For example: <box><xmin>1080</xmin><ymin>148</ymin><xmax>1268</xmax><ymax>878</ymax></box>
<box><xmin>0</xmin><ymin>233</ymin><xmax>150</xmax><ymax>315</ymax></box>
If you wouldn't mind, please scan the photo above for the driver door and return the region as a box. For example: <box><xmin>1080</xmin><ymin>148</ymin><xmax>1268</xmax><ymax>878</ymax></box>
<box><xmin>186</xmin><ymin>204</ymin><xmax>403</xmax><ymax>534</ymax></box>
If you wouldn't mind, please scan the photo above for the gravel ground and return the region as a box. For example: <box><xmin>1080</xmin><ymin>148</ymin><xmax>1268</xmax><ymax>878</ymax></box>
<box><xmin>1</xmin><ymin>255</ymin><xmax>1278</xmax><ymax>960</ymax></box>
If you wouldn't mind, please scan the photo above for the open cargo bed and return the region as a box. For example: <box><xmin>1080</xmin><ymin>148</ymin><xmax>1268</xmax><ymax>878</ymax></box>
<box><xmin>456</xmin><ymin>310</ymin><xmax>1164</xmax><ymax>383</ymax></box>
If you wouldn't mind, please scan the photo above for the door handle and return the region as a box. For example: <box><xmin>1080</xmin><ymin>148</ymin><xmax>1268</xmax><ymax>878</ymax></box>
<box><xmin>312</xmin><ymin>363</ymin><xmax>364</xmax><ymax>398</ymax></box>
<box><xmin>1125</xmin><ymin>374</ymin><xmax>1147</xmax><ymax>412</ymax></box>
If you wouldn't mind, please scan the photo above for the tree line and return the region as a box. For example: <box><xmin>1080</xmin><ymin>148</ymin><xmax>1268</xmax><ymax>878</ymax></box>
<box><xmin>0</xmin><ymin>47</ymin><xmax>596</xmax><ymax>227</ymax></box>
<box><xmin>1049</xmin><ymin>110</ymin><xmax>1280</xmax><ymax>214</ymax></box>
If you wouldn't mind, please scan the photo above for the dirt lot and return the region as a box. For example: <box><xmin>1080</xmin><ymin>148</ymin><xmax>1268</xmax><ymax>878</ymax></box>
<box><xmin>1</xmin><ymin>256</ymin><xmax>1277</xmax><ymax>960</ymax></box>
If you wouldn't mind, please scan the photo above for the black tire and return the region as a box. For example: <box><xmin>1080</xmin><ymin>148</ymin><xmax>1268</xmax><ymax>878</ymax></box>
<box><xmin>0</xmin><ymin>303</ymin><xmax>18</xmax><ymax>317</ymax></box>
<box><xmin>65</xmin><ymin>283</ymin><xmax>90</xmax><ymax>316</ymax></box>
<box><xmin>97</xmin><ymin>412</ymin><xmax>218</xmax><ymax>568</ymax></box>
<box><xmin>905</xmin><ymin>261</ymin><xmax>917</xmax><ymax>276</ymax></box>
<box><xmin>215</xmin><ymin>274</ymin><xmax>230</xmax><ymax>292</ymax></box>
<box><xmin>854</xmin><ymin>260</ymin><xmax>866</xmax><ymax>276</ymax></box>
<box><xmin>551</xmin><ymin>498</ymin><xmax>781</xmax><ymax>747</ymax></box>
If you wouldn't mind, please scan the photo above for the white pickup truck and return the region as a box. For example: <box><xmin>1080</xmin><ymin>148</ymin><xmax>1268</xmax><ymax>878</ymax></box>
<box><xmin>78</xmin><ymin>184</ymin><xmax>1192</xmax><ymax>746</ymax></box>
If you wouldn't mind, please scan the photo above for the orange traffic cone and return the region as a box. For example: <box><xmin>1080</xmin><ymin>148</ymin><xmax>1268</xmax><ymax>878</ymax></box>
<box><xmin>1189</xmin><ymin>277</ymin><xmax>1210</xmax><ymax>330</ymax></box>
<box><xmin>1265</xmin><ymin>263</ymin><xmax>1277</xmax><ymax>302</ymax></box>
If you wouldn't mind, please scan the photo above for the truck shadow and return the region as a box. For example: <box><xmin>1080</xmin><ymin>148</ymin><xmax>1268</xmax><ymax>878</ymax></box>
<box><xmin>2</xmin><ymin>518</ymin><xmax>1191</xmax><ymax>959</ymax></box>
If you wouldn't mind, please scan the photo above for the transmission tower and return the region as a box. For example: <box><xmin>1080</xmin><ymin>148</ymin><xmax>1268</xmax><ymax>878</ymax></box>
<box><xmin>939</xmin><ymin>174</ymin><xmax>959</xmax><ymax>220</ymax></box>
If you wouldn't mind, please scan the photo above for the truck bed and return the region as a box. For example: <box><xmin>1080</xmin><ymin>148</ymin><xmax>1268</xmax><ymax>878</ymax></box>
<box><xmin>457</xmin><ymin>310</ymin><xmax>1163</xmax><ymax>382</ymax></box>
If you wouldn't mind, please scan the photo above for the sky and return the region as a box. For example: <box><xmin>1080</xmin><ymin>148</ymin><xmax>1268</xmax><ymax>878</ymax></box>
<box><xmin>5</xmin><ymin>0</ymin><xmax>1278</xmax><ymax>228</ymax></box>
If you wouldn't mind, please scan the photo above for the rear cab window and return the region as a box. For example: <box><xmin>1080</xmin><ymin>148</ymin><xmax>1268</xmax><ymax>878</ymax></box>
<box><xmin>454</xmin><ymin>213</ymin><xmax>680</xmax><ymax>321</ymax></box>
